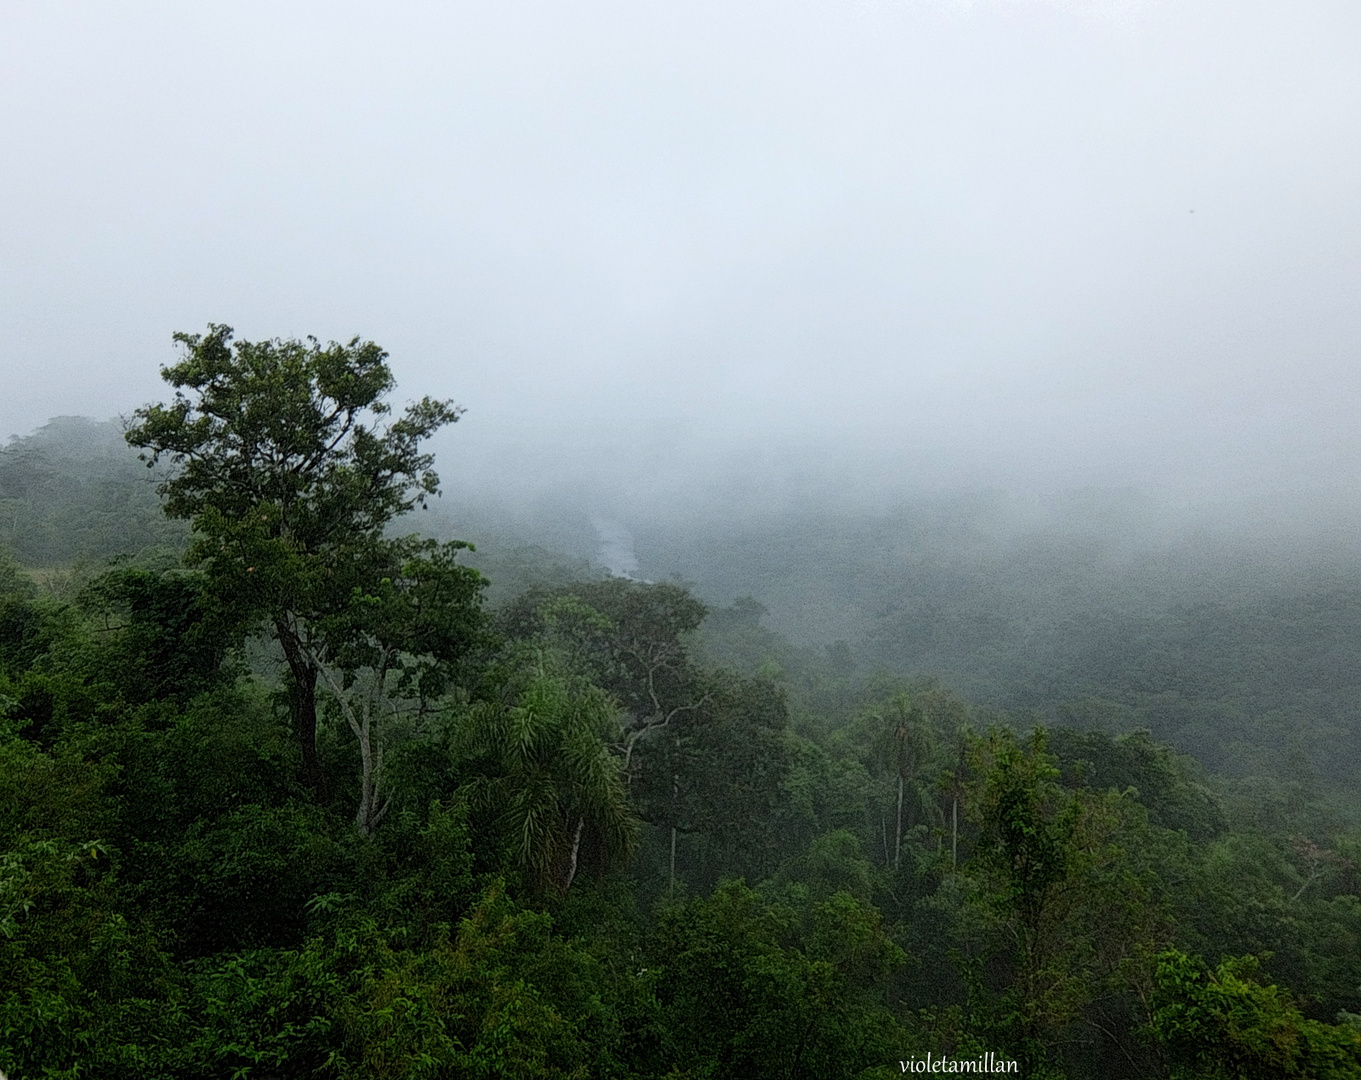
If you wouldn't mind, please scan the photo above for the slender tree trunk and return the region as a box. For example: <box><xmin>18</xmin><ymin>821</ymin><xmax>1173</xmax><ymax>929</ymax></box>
<box><xmin>313</xmin><ymin>660</ymin><xmax>391</xmax><ymax>836</ymax></box>
<box><xmin>276</xmin><ymin>620</ymin><xmax>329</xmax><ymax>803</ymax></box>
<box><xmin>669</xmin><ymin>771</ymin><xmax>679</xmax><ymax>894</ymax></box>
<box><xmin>351</xmin><ymin>700</ymin><xmax>388</xmax><ymax>835</ymax></box>
<box><xmin>564</xmin><ymin>817</ymin><xmax>585</xmax><ymax>893</ymax></box>
<box><xmin>895</xmin><ymin>774</ymin><xmax>904</xmax><ymax>869</ymax></box>
<box><xmin>952</xmin><ymin>797</ymin><xmax>958</xmax><ymax>870</ymax></box>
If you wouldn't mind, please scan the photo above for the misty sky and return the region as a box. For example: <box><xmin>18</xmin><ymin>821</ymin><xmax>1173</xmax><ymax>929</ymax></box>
<box><xmin>3</xmin><ymin>0</ymin><xmax>1360</xmax><ymax>519</ymax></box>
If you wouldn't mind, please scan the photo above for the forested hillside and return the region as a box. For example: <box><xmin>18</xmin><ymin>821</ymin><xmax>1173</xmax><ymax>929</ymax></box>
<box><xmin>0</xmin><ymin>415</ymin><xmax>185</xmax><ymax>569</ymax></box>
<box><xmin>603</xmin><ymin>500</ymin><xmax>1361</xmax><ymax>805</ymax></box>
<box><xmin>5</xmin><ymin>337</ymin><xmax>1361</xmax><ymax>1078</ymax></box>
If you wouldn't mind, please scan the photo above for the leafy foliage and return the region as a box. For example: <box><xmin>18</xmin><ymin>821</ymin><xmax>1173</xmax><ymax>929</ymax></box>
<box><xmin>125</xmin><ymin>325</ymin><xmax>481</xmax><ymax>802</ymax></box>
<box><xmin>1148</xmin><ymin>949</ymin><xmax>1361</xmax><ymax>1079</ymax></box>
<box><xmin>7</xmin><ymin>354</ymin><xmax>1361</xmax><ymax>1078</ymax></box>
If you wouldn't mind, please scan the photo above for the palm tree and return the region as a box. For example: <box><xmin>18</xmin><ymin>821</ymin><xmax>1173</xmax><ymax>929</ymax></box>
<box><xmin>457</xmin><ymin>661</ymin><xmax>636</xmax><ymax>894</ymax></box>
<box><xmin>937</xmin><ymin>738</ymin><xmax>969</xmax><ymax>870</ymax></box>
<box><xmin>866</xmin><ymin>694</ymin><xmax>939</xmax><ymax>868</ymax></box>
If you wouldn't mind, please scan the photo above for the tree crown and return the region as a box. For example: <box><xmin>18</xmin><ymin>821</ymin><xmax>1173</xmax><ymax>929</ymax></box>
<box><xmin>126</xmin><ymin>324</ymin><xmax>462</xmax><ymax>553</ymax></box>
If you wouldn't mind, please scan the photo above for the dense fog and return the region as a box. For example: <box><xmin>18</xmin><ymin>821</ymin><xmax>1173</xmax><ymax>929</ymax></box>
<box><xmin>5</xmin><ymin>0</ymin><xmax>1361</xmax><ymax>526</ymax></box>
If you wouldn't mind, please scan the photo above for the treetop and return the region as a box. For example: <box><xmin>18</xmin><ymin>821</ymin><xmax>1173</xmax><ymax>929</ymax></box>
<box><xmin>126</xmin><ymin>324</ymin><xmax>463</xmax><ymax>538</ymax></box>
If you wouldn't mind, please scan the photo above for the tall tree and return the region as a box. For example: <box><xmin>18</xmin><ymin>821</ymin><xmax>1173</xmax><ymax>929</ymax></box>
<box><xmin>125</xmin><ymin>325</ymin><xmax>465</xmax><ymax>800</ymax></box>
<box><xmin>964</xmin><ymin>728</ymin><xmax>1164</xmax><ymax>1072</ymax></box>
<box><xmin>861</xmin><ymin>693</ymin><xmax>937</xmax><ymax>869</ymax></box>
<box><xmin>499</xmin><ymin>580</ymin><xmax>710</xmax><ymax>780</ymax></box>
<box><xmin>453</xmin><ymin>657</ymin><xmax>637</xmax><ymax>894</ymax></box>
<box><xmin>315</xmin><ymin>537</ymin><xmax>487</xmax><ymax>832</ymax></box>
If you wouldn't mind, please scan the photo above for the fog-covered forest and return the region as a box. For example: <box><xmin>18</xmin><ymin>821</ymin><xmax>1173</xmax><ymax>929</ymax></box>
<box><xmin>8</xmin><ymin>2</ymin><xmax>1361</xmax><ymax>1075</ymax></box>
<box><xmin>5</xmin><ymin>334</ymin><xmax>1361</xmax><ymax>1079</ymax></box>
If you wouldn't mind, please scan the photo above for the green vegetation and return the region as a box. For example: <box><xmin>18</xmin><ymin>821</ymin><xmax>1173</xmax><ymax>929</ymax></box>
<box><xmin>4</xmin><ymin>330</ymin><xmax>1361</xmax><ymax>1077</ymax></box>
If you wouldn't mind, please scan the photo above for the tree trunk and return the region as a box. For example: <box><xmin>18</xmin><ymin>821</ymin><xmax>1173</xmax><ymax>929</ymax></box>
<box><xmin>352</xmin><ymin>704</ymin><xmax>388</xmax><ymax>835</ymax></box>
<box><xmin>564</xmin><ymin>817</ymin><xmax>585</xmax><ymax>893</ymax></box>
<box><xmin>312</xmin><ymin>658</ymin><xmax>391</xmax><ymax>835</ymax></box>
<box><xmin>276</xmin><ymin>620</ymin><xmax>329</xmax><ymax>803</ymax></box>
<box><xmin>669</xmin><ymin>772</ymin><xmax>679</xmax><ymax>894</ymax></box>
<box><xmin>895</xmin><ymin>774</ymin><xmax>904</xmax><ymax>869</ymax></box>
<box><xmin>952</xmin><ymin>797</ymin><xmax>958</xmax><ymax>870</ymax></box>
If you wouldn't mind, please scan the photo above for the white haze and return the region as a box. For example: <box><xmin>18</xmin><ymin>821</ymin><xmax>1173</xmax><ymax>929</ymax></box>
<box><xmin>2</xmin><ymin>0</ymin><xmax>1360</xmax><ymax>536</ymax></box>
<box><xmin>590</xmin><ymin>518</ymin><xmax>643</xmax><ymax>581</ymax></box>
